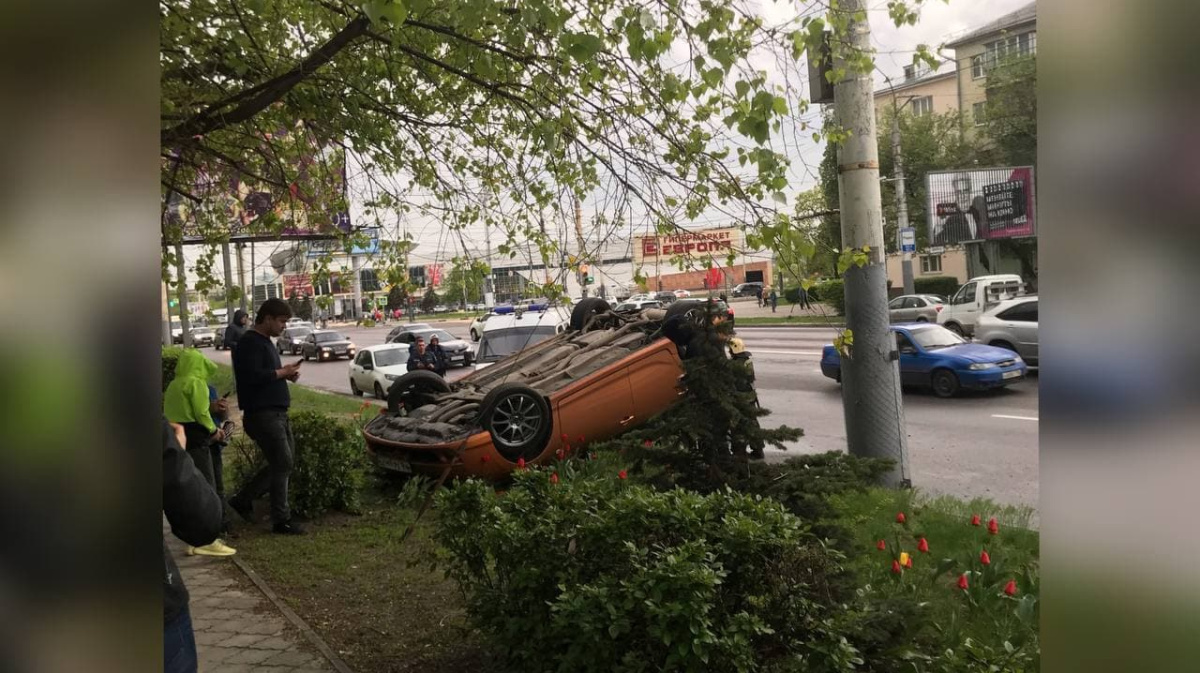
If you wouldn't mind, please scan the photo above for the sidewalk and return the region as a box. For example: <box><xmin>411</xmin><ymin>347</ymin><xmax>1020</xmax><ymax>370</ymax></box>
<box><xmin>165</xmin><ymin>519</ymin><xmax>343</xmax><ymax>672</ymax></box>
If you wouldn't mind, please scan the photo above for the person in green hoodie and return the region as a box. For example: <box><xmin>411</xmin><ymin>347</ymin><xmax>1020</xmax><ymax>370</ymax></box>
<box><xmin>165</xmin><ymin>349</ymin><xmax>236</xmax><ymax>556</ymax></box>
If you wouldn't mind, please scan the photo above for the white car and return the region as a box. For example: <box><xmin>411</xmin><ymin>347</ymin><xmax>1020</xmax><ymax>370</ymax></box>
<box><xmin>673</xmin><ymin>289</ymin><xmax>692</xmax><ymax>299</ymax></box>
<box><xmin>349</xmin><ymin>344</ymin><xmax>412</xmax><ymax>399</ymax></box>
<box><xmin>468</xmin><ymin>312</ymin><xmax>493</xmax><ymax>341</ymax></box>
<box><xmin>626</xmin><ymin>293</ymin><xmax>655</xmax><ymax>302</ymax></box>
<box><xmin>614</xmin><ymin>299</ymin><xmax>664</xmax><ymax>311</ymax></box>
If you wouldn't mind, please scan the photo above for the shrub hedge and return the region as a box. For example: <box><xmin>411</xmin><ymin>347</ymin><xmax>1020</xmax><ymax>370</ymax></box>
<box><xmin>813</xmin><ymin>279</ymin><xmax>845</xmax><ymax>315</ymax></box>
<box><xmin>913</xmin><ymin>276</ymin><xmax>961</xmax><ymax>298</ymax></box>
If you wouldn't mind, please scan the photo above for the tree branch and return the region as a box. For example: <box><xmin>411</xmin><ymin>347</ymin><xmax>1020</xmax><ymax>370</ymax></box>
<box><xmin>161</xmin><ymin>16</ymin><xmax>372</xmax><ymax>146</ymax></box>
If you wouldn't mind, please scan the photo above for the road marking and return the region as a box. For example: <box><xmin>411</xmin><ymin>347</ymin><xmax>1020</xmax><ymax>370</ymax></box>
<box><xmin>750</xmin><ymin>349</ymin><xmax>824</xmax><ymax>356</ymax></box>
<box><xmin>992</xmin><ymin>414</ymin><xmax>1039</xmax><ymax>422</ymax></box>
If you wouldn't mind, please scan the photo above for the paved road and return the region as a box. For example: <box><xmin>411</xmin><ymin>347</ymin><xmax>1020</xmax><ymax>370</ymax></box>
<box><xmin>206</xmin><ymin>321</ymin><xmax>1038</xmax><ymax>508</ymax></box>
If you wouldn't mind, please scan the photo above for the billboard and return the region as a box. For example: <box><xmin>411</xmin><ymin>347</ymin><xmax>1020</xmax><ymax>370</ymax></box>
<box><xmin>164</xmin><ymin>142</ymin><xmax>352</xmax><ymax>243</ymax></box>
<box><xmin>926</xmin><ymin>167</ymin><xmax>1035</xmax><ymax>246</ymax></box>
<box><xmin>634</xmin><ymin>227</ymin><xmax>743</xmax><ymax>266</ymax></box>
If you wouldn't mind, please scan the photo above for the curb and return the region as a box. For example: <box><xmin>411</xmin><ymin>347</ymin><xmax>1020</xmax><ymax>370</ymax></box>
<box><xmin>232</xmin><ymin>555</ymin><xmax>355</xmax><ymax>673</ymax></box>
<box><xmin>736</xmin><ymin>323</ymin><xmax>845</xmax><ymax>329</ymax></box>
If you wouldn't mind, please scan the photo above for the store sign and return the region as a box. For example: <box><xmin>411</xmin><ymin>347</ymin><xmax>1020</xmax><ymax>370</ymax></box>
<box><xmin>634</xmin><ymin>227</ymin><xmax>743</xmax><ymax>265</ymax></box>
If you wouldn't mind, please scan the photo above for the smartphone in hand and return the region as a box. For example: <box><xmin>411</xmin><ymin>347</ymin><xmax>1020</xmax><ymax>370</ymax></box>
<box><xmin>294</xmin><ymin>358</ymin><xmax>304</xmax><ymax>367</ymax></box>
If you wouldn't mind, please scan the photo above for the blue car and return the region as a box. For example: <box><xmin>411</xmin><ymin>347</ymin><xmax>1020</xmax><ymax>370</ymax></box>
<box><xmin>820</xmin><ymin>323</ymin><xmax>1027</xmax><ymax>398</ymax></box>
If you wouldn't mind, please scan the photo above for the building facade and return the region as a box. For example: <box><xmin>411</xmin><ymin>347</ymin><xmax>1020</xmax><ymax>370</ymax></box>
<box><xmin>885</xmin><ymin>247</ymin><xmax>968</xmax><ymax>291</ymax></box>
<box><xmin>946</xmin><ymin>1</ymin><xmax>1037</xmax><ymax>131</ymax></box>
<box><xmin>873</xmin><ymin>64</ymin><xmax>959</xmax><ymax>123</ymax></box>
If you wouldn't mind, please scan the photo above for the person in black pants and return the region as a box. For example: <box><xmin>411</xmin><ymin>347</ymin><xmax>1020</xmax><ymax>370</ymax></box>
<box><xmin>163</xmin><ymin>418</ymin><xmax>224</xmax><ymax>672</ymax></box>
<box><xmin>228</xmin><ymin>299</ymin><xmax>306</xmax><ymax>535</ymax></box>
<box><xmin>427</xmin><ymin>335</ymin><xmax>449</xmax><ymax>377</ymax></box>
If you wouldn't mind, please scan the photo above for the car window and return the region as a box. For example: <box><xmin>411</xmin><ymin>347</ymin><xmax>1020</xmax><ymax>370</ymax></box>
<box><xmin>395</xmin><ymin>333</ymin><xmax>413</xmax><ymax>343</ymax></box>
<box><xmin>895</xmin><ymin>332</ymin><xmax>917</xmax><ymax>351</ymax></box>
<box><xmin>997</xmin><ymin>300</ymin><xmax>1038</xmax><ymax>322</ymax></box>
<box><xmin>354</xmin><ymin>351</ymin><xmax>370</xmax><ymax>366</ymax></box>
<box><xmin>477</xmin><ymin>326</ymin><xmax>560</xmax><ymax>362</ymax></box>
<box><xmin>901</xmin><ymin>297</ymin><xmax>919</xmax><ymax>309</ymax></box>
<box><xmin>373</xmin><ymin>349</ymin><xmax>407</xmax><ymax>368</ymax></box>
<box><xmin>315</xmin><ymin>332</ymin><xmax>346</xmax><ymax>343</ymax></box>
<box><xmin>952</xmin><ymin>283</ymin><xmax>976</xmax><ymax>305</ymax></box>
<box><xmin>888</xmin><ymin>297</ymin><xmax>905</xmax><ymax>309</ymax></box>
<box><xmin>910</xmin><ymin>326</ymin><xmax>966</xmax><ymax>350</ymax></box>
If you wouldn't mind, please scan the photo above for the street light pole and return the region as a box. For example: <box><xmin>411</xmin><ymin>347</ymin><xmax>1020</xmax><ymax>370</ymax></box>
<box><xmin>890</xmin><ymin>89</ymin><xmax>916</xmax><ymax>295</ymax></box>
<box><xmin>832</xmin><ymin>0</ymin><xmax>910</xmax><ymax>487</ymax></box>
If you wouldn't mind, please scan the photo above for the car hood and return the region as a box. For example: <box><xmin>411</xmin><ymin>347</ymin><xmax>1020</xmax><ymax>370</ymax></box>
<box><xmin>928</xmin><ymin>343</ymin><xmax>1018</xmax><ymax>363</ymax></box>
<box><xmin>376</xmin><ymin>364</ymin><xmax>409</xmax><ymax>377</ymax></box>
<box><xmin>316</xmin><ymin>340</ymin><xmax>353</xmax><ymax>347</ymax></box>
<box><xmin>440</xmin><ymin>339</ymin><xmax>470</xmax><ymax>351</ymax></box>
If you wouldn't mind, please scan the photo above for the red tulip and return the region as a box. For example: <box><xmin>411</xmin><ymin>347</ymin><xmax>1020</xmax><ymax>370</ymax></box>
<box><xmin>979</xmin><ymin>550</ymin><xmax>991</xmax><ymax>566</ymax></box>
<box><xmin>550</xmin><ymin>473</ymin><xmax>559</xmax><ymax>485</ymax></box>
<box><xmin>643</xmin><ymin>439</ymin><xmax>654</xmax><ymax>448</ymax></box>
<box><xmin>1004</xmin><ymin>580</ymin><xmax>1018</xmax><ymax>596</ymax></box>
<box><xmin>895</xmin><ymin>512</ymin><xmax>906</xmax><ymax>524</ymax></box>
<box><xmin>987</xmin><ymin>518</ymin><xmax>999</xmax><ymax>535</ymax></box>
<box><xmin>481</xmin><ymin>454</ymin><xmax>490</xmax><ymax>463</ymax></box>
<box><xmin>561</xmin><ymin>433</ymin><xmax>569</xmax><ymax>442</ymax></box>
<box><xmin>957</xmin><ymin>573</ymin><xmax>969</xmax><ymax>590</ymax></box>
<box><xmin>516</xmin><ymin>457</ymin><xmax>526</xmax><ymax>469</ymax></box>
<box><xmin>917</xmin><ymin>538</ymin><xmax>929</xmax><ymax>553</ymax></box>
<box><xmin>970</xmin><ymin>514</ymin><xmax>982</xmax><ymax>526</ymax></box>
<box><xmin>903</xmin><ymin>554</ymin><xmax>913</xmax><ymax>568</ymax></box>
<box><xmin>891</xmin><ymin>560</ymin><xmax>902</xmax><ymax>574</ymax></box>
<box><xmin>577</xmin><ymin>435</ymin><xmax>585</xmax><ymax>444</ymax></box>
<box><xmin>618</xmin><ymin>469</ymin><xmax>627</xmax><ymax>480</ymax></box>
<box><xmin>555</xmin><ymin>449</ymin><xmax>565</xmax><ymax>461</ymax></box>
<box><xmin>876</xmin><ymin>539</ymin><xmax>886</xmax><ymax>551</ymax></box>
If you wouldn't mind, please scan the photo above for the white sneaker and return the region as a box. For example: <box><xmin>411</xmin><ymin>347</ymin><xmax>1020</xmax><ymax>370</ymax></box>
<box><xmin>187</xmin><ymin>540</ymin><xmax>237</xmax><ymax>557</ymax></box>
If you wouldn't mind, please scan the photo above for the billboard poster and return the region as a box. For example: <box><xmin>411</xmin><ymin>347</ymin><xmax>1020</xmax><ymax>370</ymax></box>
<box><xmin>926</xmin><ymin>167</ymin><xmax>1035</xmax><ymax>246</ymax></box>
<box><xmin>634</xmin><ymin>227</ymin><xmax>743</xmax><ymax>266</ymax></box>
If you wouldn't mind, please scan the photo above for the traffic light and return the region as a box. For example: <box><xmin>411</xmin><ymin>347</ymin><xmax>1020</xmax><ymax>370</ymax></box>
<box><xmin>580</xmin><ymin>264</ymin><xmax>594</xmax><ymax>285</ymax></box>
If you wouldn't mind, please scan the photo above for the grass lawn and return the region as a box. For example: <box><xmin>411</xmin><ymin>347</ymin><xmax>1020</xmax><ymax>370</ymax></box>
<box><xmin>227</xmin><ymin>476</ymin><xmax>504</xmax><ymax>673</ymax></box>
<box><xmin>736</xmin><ymin>314</ymin><xmax>844</xmax><ymax>326</ymax></box>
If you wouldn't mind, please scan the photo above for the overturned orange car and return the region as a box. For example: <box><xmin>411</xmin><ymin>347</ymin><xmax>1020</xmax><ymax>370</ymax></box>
<box><xmin>362</xmin><ymin>298</ymin><xmax>720</xmax><ymax>479</ymax></box>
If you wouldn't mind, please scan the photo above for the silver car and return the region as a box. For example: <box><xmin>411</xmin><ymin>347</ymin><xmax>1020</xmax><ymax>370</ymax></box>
<box><xmin>973</xmin><ymin>297</ymin><xmax>1038</xmax><ymax>365</ymax></box>
<box><xmin>888</xmin><ymin>294</ymin><xmax>945</xmax><ymax>323</ymax></box>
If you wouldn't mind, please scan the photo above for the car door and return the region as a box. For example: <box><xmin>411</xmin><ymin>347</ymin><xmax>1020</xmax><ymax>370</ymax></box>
<box><xmin>909</xmin><ymin>297</ymin><xmax>933</xmax><ymax>321</ymax></box>
<box><xmin>302</xmin><ymin>334</ymin><xmax>316</xmax><ymax>357</ymax></box>
<box><xmin>1000</xmin><ymin>300</ymin><xmax>1039</xmax><ymax>361</ymax></box>
<box><xmin>894</xmin><ymin>331</ymin><xmax>925</xmax><ymax>386</ymax></box>
<box><xmin>554</xmin><ymin>361</ymin><xmax>636</xmax><ymax>445</ymax></box>
<box><xmin>888</xmin><ymin>297</ymin><xmax>906</xmax><ymax>322</ymax></box>
<box><xmin>350</xmin><ymin>351</ymin><xmax>370</xmax><ymax>388</ymax></box>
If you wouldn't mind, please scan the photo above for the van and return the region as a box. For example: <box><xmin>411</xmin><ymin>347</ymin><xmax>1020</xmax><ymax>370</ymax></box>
<box><xmin>937</xmin><ymin>274</ymin><xmax>1027</xmax><ymax>337</ymax></box>
<box><xmin>474</xmin><ymin>303</ymin><xmax>571</xmax><ymax>370</ymax></box>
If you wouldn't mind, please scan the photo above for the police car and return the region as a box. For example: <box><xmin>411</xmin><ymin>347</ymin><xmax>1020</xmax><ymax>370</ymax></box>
<box><xmin>474</xmin><ymin>302</ymin><xmax>571</xmax><ymax>371</ymax></box>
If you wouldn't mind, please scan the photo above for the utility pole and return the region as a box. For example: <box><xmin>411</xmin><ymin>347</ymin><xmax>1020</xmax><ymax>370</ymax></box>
<box><xmin>174</xmin><ymin>242</ymin><xmax>193</xmax><ymax>348</ymax></box>
<box><xmin>891</xmin><ymin>91</ymin><xmax>915</xmax><ymax>295</ymax></box>
<box><xmin>832</xmin><ymin>0</ymin><xmax>910</xmax><ymax>487</ymax></box>
<box><xmin>482</xmin><ymin>224</ymin><xmax>496</xmax><ymax>309</ymax></box>
<box><xmin>573</xmin><ymin>197</ymin><xmax>588</xmax><ymax>298</ymax></box>
<box><xmin>221</xmin><ymin>242</ymin><xmax>235</xmax><ymax>321</ymax></box>
<box><xmin>236</xmin><ymin>242</ymin><xmax>247</xmax><ymax>311</ymax></box>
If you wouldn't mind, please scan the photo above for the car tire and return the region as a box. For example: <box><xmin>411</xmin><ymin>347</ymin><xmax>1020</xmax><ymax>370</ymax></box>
<box><xmin>479</xmin><ymin>382</ymin><xmax>552</xmax><ymax>462</ymax></box>
<box><xmin>463</xmin><ymin>353</ymin><xmax>474</xmax><ymax>367</ymax></box>
<box><xmin>990</xmin><ymin>340</ymin><xmax>1017</xmax><ymax>352</ymax></box>
<box><xmin>350</xmin><ymin>379</ymin><xmax>363</xmax><ymax>397</ymax></box>
<box><xmin>931</xmin><ymin>369</ymin><xmax>960</xmax><ymax>398</ymax></box>
<box><xmin>944</xmin><ymin>322</ymin><xmax>964</xmax><ymax>337</ymax></box>
<box><xmin>470</xmin><ymin>329</ymin><xmax>479</xmax><ymax>341</ymax></box>
<box><xmin>570</xmin><ymin>298</ymin><xmax>610</xmax><ymax>332</ymax></box>
<box><xmin>664</xmin><ymin>299</ymin><xmax>705</xmax><ymax>325</ymax></box>
<box><xmin>374</xmin><ymin>383</ymin><xmax>386</xmax><ymax>400</ymax></box>
<box><xmin>386</xmin><ymin>370</ymin><xmax>451</xmax><ymax>415</ymax></box>
<box><xmin>916</xmin><ymin>316</ymin><xmax>928</xmax><ymax>322</ymax></box>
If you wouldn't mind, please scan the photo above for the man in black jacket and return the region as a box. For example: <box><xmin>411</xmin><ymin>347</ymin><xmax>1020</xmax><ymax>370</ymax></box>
<box><xmin>228</xmin><ymin>299</ymin><xmax>305</xmax><ymax>535</ymax></box>
<box><xmin>223</xmin><ymin>309</ymin><xmax>249</xmax><ymax>354</ymax></box>
<box><xmin>163</xmin><ymin>417</ymin><xmax>223</xmax><ymax>673</ymax></box>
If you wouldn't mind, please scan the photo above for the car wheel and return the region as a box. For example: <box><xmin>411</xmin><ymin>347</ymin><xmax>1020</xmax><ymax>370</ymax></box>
<box><xmin>350</xmin><ymin>379</ymin><xmax>363</xmax><ymax>397</ymax></box>
<box><xmin>479</xmin><ymin>383</ymin><xmax>552</xmax><ymax>462</ymax></box>
<box><xmin>463</xmin><ymin>353</ymin><xmax>474</xmax><ymax>367</ymax></box>
<box><xmin>386</xmin><ymin>370</ymin><xmax>452</xmax><ymax>415</ymax></box>
<box><xmin>916</xmin><ymin>316</ymin><xmax>928</xmax><ymax>322</ymax></box>
<box><xmin>931</xmin><ymin>369</ymin><xmax>960</xmax><ymax>398</ymax></box>
<box><xmin>990</xmin><ymin>340</ymin><xmax>1017</xmax><ymax>352</ymax></box>
<box><xmin>470</xmin><ymin>329</ymin><xmax>479</xmax><ymax>341</ymax></box>
<box><xmin>570</xmin><ymin>298</ymin><xmax>610</xmax><ymax>332</ymax></box>
<box><xmin>374</xmin><ymin>383</ymin><xmax>386</xmax><ymax>400</ymax></box>
<box><xmin>944</xmin><ymin>322</ymin><xmax>964</xmax><ymax>337</ymax></box>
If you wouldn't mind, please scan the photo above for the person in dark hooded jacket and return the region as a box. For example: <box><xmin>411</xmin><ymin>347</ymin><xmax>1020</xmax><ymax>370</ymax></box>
<box><xmin>223</xmin><ymin>309</ymin><xmax>249</xmax><ymax>356</ymax></box>
<box><xmin>163</xmin><ymin>417</ymin><xmax>223</xmax><ymax>673</ymax></box>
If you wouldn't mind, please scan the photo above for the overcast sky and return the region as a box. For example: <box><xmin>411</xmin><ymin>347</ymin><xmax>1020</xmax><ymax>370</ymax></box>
<box><xmin>183</xmin><ymin>0</ymin><xmax>1035</xmax><ymax>286</ymax></box>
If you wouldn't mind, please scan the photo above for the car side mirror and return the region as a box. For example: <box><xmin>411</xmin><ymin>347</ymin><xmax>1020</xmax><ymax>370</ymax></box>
<box><xmin>362</xmin><ymin>363</ymin><xmax>373</xmax><ymax>370</ymax></box>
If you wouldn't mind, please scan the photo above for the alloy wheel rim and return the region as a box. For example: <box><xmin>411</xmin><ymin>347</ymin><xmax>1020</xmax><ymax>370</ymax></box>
<box><xmin>490</xmin><ymin>394</ymin><xmax>541</xmax><ymax>448</ymax></box>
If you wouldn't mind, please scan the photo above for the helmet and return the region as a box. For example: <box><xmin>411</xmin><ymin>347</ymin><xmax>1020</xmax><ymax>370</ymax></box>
<box><xmin>729</xmin><ymin>337</ymin><xmax>746</xmax><ymax>355</ymax></box>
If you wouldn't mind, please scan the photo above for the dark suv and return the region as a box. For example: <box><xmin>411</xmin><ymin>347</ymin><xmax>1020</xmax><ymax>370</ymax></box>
<box><xmin>731</xmin><ymin>282</ymin><xmax>764</xmax><ymax>298</ymax></box>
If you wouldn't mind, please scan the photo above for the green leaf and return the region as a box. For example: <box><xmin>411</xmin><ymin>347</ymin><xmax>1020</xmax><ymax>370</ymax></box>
<box><xmin>772</xmin><ymin>96</ymin><xmax>788</xmax><ymax>115</ymax></box>
<box><xmin>703</xmin><ymin>68</ymin><xmax>724</xmax><ymax>89</ymax></box>
<box><xmin>772</xmin><ymin>192</ymin><xmax>787</xmax><ymax>205</ymax></box>
<box><xmin>380</xmin><ymin>0</ymin><xmax>409</xmax><ymax>25</ymax></box>
<box><xmin>564</xmin><ymin>32</ymin><xmax>604</xmax><ymax>61</ymax></box>
<box><xmin>735</xmin><ymin>80</ymin><xmax>750</xmax><ymax>99</ymax></box>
